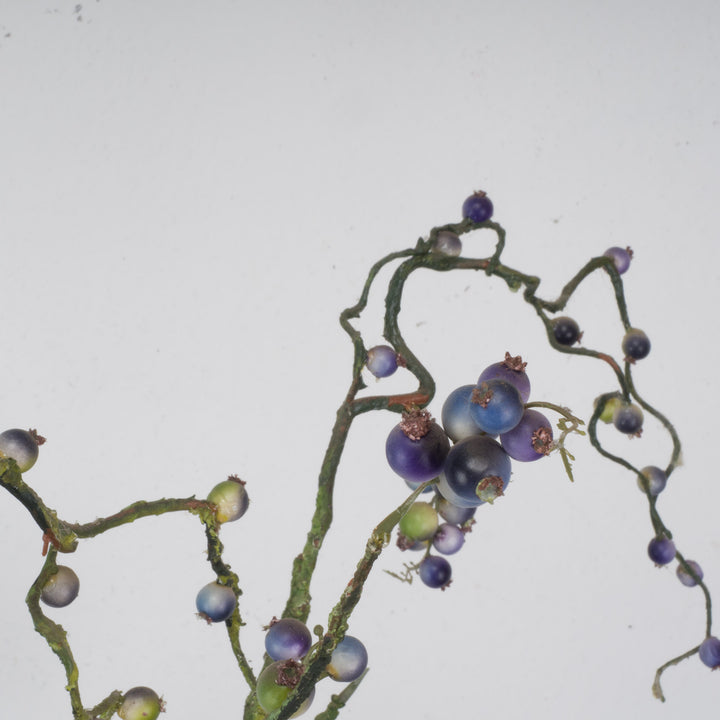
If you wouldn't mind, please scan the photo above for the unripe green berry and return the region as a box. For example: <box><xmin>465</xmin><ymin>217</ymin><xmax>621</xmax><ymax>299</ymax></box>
<box><xmin>398</xmin><ymin>501</ymin><xmax>438</xmax><ymax>541</ymax></box>
<box><xmin>207</xmin><ymin>475</ymin><xmax>249</xmax><ymax>523</ymax></box>
<box><xmin>118</xmin><ymin>686</ymin><xmax>164</xmax><ymax>720</ymax></box>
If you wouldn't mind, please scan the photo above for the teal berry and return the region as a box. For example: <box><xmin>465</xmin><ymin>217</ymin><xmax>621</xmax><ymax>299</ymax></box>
<box><xmin>327</xmin><ymin>635</ymin><xmax>369</xmax><ymax>682</ymax></box>
<box><xmin>118</xmin><ymin>687</ymin><xmax>164</xmax><ymax>720</ymax></box>
<box><xmin>0</xmin><ymin>428</ymin><xmax>45</xmax><ymax>472</ymax></box>
<box><xmin>40</xmin><ymin>565</ymin><xmax>80</xmax><ymax>608</ymax></box>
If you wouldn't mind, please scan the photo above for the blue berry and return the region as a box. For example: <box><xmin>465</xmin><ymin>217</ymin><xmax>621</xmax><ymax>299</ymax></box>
<box><xmin>41</xmin><ymin>565</ymin><xmax>80</xmax><ymax>608</ymax></box>
<box><xmin>419</xmin><ymin>555</ymin><xmax>452</xmax><ymax>589</ymax></box>
<box><xmin>551</xmin><ymin>317</ymin><xmax>581</xmax><ymax>346</ymax></box>
<box><xmin>622</xmin><ymin>328</ymin><xmax>651</xmax><ymax>361</ymax></box>
<box><xmin>366</xmin><ymin>345</ymin><xmax>399</xmax><ymax>378</ymax></box>
<box><xmin>265</xmin><ymin>618</ymin><xmax>312</xmax><ymax>661</ymax></box>
<box><xmin>439</xmin><ymin>435</ymin><xmax>512</xmax><ymax>507</ymax></box>
<box><xmin>613</xmin><ymin>404</ymin><xmax>643</xmax><ymax>435</ymax></box>
<box><xmin>647</xmin><ymin>537</ymin><xmax>676</xmax><ymax>566</ymax></box>
<box><xmin>385</xmin><ymin>411</ymin><xmax>450</xmax><ymax>484</ymax></box>
<box><xmin>637</xmin><ymin>466</ymin><xmax>667</xmax><ymax>496</ymax></box>
<box><xmin>0</xmin><ymin>428</ymin><xmax>44</xmax><ymax>472</ymax></box>
<box><xmin>327</xmin><ymin>636</ymin><xmax>369</xmax><ymax>682</ymax></box>
<box><xmin>435</xmin><ymin>496</ymin><xmax>476</xmax><ymax>525</ymax></box>
<box><xmin>676</xmin><ymin>560</ymin><xmax>703</xmax><ymax>587</ymax></box>
<box><xmin>604</xmin><ymin>246</ymin><xmax>632</xmax><ymax>274</ymax></box>
<box><xmin>468</xmin><ymin>379</ymin><xmax>524</xmax><ymax>435</ymax></box>
<box><xmin>196</xmin><ymin>581</ymin><xmax>236</xmax><ymax>623</ymax></box>
<box><xmin>461</xmin><ymin>191</ymin><xmax>494</xmax><ymax>223</ymax></box>
<box><xmin>699</xmin><ymin>636</ymin><xmax>720</xmax><ymax>669</ymax></box>
<box><xmin>441</xmin><ymin>385</ymin><xmax>484</xmax><ymax>443</ymax></box>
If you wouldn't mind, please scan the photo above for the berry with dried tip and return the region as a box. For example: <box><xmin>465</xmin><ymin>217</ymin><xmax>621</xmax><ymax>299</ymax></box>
<box><xmin>676</xmin><ymin>560</ymin><xmax>703</xmax><ymax>587</ymax></box>
<box><xmin>0</xmin><ymin>428</ymin><xmax>45</xmax><ymax>472</ymax></box>
<box><xmin>461</xmin><ymin>191</ymin><xmax>494</xmax><ymax>223</ymax></box>
<box><xmin>118</xmin><ymin>687</ymin><xmax>164</xmax><ymax>720</ymax></box>
<box><xmin>478</xmin><ymin>353</ymin><xmax>531</xmax><ymax>403</ymax></box>
<box><xmin>647</xmin><ymin>537</ymin><xmax>676</xmax><ymax>566</ymax></box>
<box><xmin>622</xmin><ymin>328</ymin><xmax>651</xmax><ymax>361</ymax></box>
<box><xmin>256</xmin><ymin>660</ymin><xmax>315</xmax><ymax>716</ymax></box>
<box><xmin>327</xmin><ymin>635</ymin><xmax>369</xmax><ymax>682</ymax></box>
<box><xmin>41</xmin><ymin>566</ymin><xmax>80</xmax><ymax>608</ymax></box>
<box><xmin>385</xmin><ymin>410</ymin><xmax>450</xmax><ymax>483</ymax></box>
<box><xmin>500</xmin><ymin>409</ymin><xmax>553</xmax><ymax>462</ymax></box>
<box><xmin>196</xmin><ymin>582</ymin><xmax>236</xmax><ymax>623</ymax></box>
<box><xmin>441</xmin><ymin>385</ymin><xmax>485</xmax><ymax>443</ymax></box>
<box><xmin>419</xmin><ymin>555</ymin><xmax>452</xmax><ymax>589</ymax></box>
<box><xmin>265</xmin><ymin>618</ymin><xmax>313</xmax><ymax>661</ymax></box>
<box><xmin>207</xmin><ymin>476</ymin><xmax>249</xmax><ymax>523</ymax></box>
<box><xmin>468</xmin><ymin>379</ymin><xmax>524</xmax><ymax>435</ymax></box>
<box><xmin>604</xmin><ymin>246</ymin><xmax>633</xmax><ymax>274</ymax></box>
<box><xmin>551</xmin><ymin>317</ymin><xmax>581</xmax><ymax>346</ymax></box>
<box><xmin>366</xmin><ymin>345</ymin><xmax>399</xmax><ymax>378</ymax></box>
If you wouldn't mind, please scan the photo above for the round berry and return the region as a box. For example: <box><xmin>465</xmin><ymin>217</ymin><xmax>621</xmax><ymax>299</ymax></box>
<box><xmin>207</xmin><ymin>476</ymin><xmax>249</xmax><ymax>523</ymax></box>
<box><xmin>551</xmin><ymin>317</ymin><xmax>581</xmax><ymax>346</ymax></box>
<box><xmin>604</xmin><ymin>246</ymin><xmax>632</xmax><ymax>274</ymax></box>
<box><xmin>439</xmin><ymin>435</ymin><xmax>512</xmax><ymax>507</ymax></box>
<box><xmin>256</xmin><ymin>660</ymin><xmax>314</xmax><ymax>717</ymax></box>
<box><xmin>441</xmin><ymin>385</ymin><xmax>484</xmax><ymax>443</ymax></box>
<box><xmin>500</xmin><ymin>409</ymin><xmax>553</xmax><ymax>462</ymax></box>
<box><xmin>432</xmin><ymin>523</ymin><xmax>465</xmax><ymax>555</ymax></box>
<box><xmin>327</xmin><ymin>636</ymin><xmax>368</xmax><ymax>682</ymax></box>
<box><xmin>419</xmin><ymin>555</ymin><xmax>452</xmax><ymax>589</ymax></box>
<box><xmin>398</xmin><ymin>502</ymin><xmax>439</xmax><ymax>542</ymax></box>
<box><xmin>647</xmin><ymin>537</ymin><xmax>676</xmax><ymax>566</ymax></box>
<box><xmin>366</xmin><ymin>345</ymin><xmax>398</xmax><ymax>379</ymax></box>
<box><xmin>468</xmin><ymin>379</ymin><xmax>524</xmax><ymax>435</ymax></box>
<box><xmin>0</xmin><ymin>428</ymin><xmax>44</xmax><ymax>472</ymax></box>
<box><xmin>41</xmin><ymin>565</ymin><xmax>80</xmax><ymax>608</ymax></box>
<box><xmin>637</xmin><ymin>466</ymin><xmax>667</xmax><ymax>496</ymax></box>
<box><xmin>118</xmin><ymin>687</ymin><xmax>163</xmax><ymax>720</ymax></box>
<box><xmin>265</xmin><ymin>618</ymin><xmax>313</xmax><ymax>661</ymax></box>
<box><xmin>622</xmin><ymin>328</ymin><xmax>651</xmax><ymax>361</ymax></box>
<box><xmin>613</xmin><ymin>403</ymin><xmax>644</xmax><ymax>435</ymax></box>
<box><xmin>431</xmin><ymin>230</ymin><xmax>462</xmax><ymax>256</ymax></box>
<box><xmin>385</xmin><ymin>411</ymin><xmax>450</xmax><ymax>484</ymax></box>
<box><xmin>461</xmin><ymin>191</ymin><xmax>494</xmax><ymax>223</ymax></box>
<box><xmin>699</xmin><ymin>636</ymin><xmax>720</xmax><ymax>669</ymax></box>
<box><xmin>595</xmin><ymin>394</ymin><xmax>622</xmax><ymax>424</ymax></box>
<box><xmin>676</xmin><ymin>560</ymin><xmax>703</xmax><ymax>587</ymax></box>
<box><xmin>478</xmin><ymin>353</ymin><xmax>531</xmax><ymax>403</ymax></box>
<box><xmin>196</xmin><ymin>581</ymin><xmax>236</xmax><ymax>623</ymax></box>
<box><xmin>435</xmin><ymin>496</ymin><xmax>476</xmax><ymax>525</ymax></box>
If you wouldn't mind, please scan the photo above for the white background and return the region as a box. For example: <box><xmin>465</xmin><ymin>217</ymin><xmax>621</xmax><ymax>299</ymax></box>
<box><xmin>1</xmin><ymin>1</ymin><xmax>719</xmax><ymax>718</ymax></box>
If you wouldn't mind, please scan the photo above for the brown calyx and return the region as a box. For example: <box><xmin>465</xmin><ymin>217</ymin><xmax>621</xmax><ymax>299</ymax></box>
<box><xmin>399</xmin><ymin>409</ymin><xmax>433</xmax><ymax>440</ymax></box>
<box><xmin>531</xmin><ymin>426</ymin><xmax>553</xmax><ymax>455</ymax></box>
<box><xmin>502</xmin><ymin>352</ymin><xmax>527</xmax><ymax>372</ymax></box>
<box><xmin>471</xmin><ymin>382</ymin><xmax>493</xmax><ymax>408</ymax></box>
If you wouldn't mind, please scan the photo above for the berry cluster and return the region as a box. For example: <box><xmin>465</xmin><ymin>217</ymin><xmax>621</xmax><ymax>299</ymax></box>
<box><xmin>381</xmin><ymin>353</ymin><xmax>557</xmax><ymax>589</ymax></box>
<box><xmin>256</xmin><ymin>617</ymin><xmax>368</xmax><ymax>717</ymax></box>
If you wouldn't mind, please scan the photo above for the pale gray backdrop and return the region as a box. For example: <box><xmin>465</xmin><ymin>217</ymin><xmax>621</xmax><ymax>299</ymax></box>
<box><xmin>1</xmin><ymin>1</ymin><xmax>719</xmax><ymax>718</ymax></box>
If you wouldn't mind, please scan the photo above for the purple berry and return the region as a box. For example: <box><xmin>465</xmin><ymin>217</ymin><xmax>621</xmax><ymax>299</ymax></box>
<box><xmin>552</xmin><ymin>317</ymin><xmax>581</xmax><ymax>346</ymax></box>
<box><xmin>478</xmin><ymin>353</ymin><xmax>531</xmax><ymax>403</ymax></box>
<box><xmin>461</xmin><ymin>191</ymin><xmax>494</xmax><ymax>223</ymax></box>
<box><xmin>265</xmin><ymin>618</ymin><xmax>313</xmax><ymax>661</ymax></box>
<box><xmin>647</xmin><ymin>537</ymin><xmax>676</xmax><ymax>566</ymax></box>
<box><xmin>604</xmin><ymin>246</ymin><xmax>632</xmax><ymax>274</ymax></box>
<box><xmin>622</xmin><ymin>328</ymin><xmax>651</xmax><ymax>361</ymax></box>
<box><xmin>432</xmin><ymin>523</ymin><xmax>465</xmax><ymax>555</ymax></box>
<box><xmin>385</xmin><ymin>411</ymin><xmax>450</xmax><ymax>484</ymax></box>
<box><xmin>699</xmin><ymin>636</ymin><xmax>720</xmax><ymax>669</ymax></box>
<box><xmin>196</xmin><ymin>582</ymin><xmax>236</xmax><ymax>623</ymax></box>
<box><xmin>676</xmin><ymin>560</ymin><xmax>703</xmax><ymax>587</ymax></box>
<box><xmin>637</xmin><ymin>466</ymin><xmax>667</xmax><ymax>496</ymax></box>
<box><xmin>613</xmin><ymin>404</ymin><xmax>643</xmax><ymax>435</ymax></box>
<box><xmin>500</xmin><ymin>409</ymin><xmax>553</xmax><ymax>462</ymax></box>
<box><xmin>366</xmin><ymin>345</ymin><xmax>399</xmax><ymax>378</ymax></box>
